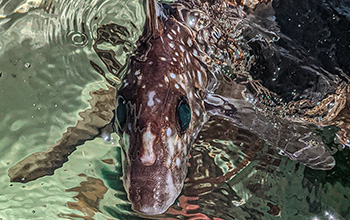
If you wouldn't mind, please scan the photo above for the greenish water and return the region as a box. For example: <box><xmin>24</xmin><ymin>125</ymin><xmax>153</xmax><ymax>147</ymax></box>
<box><xmin>0</xmin><ymin>0</ymin><xmax>349</xmax><ymax>219</ymax></box>
<box><xmin>0</xmin><ymin>0</ymin><xmax>144</xmax><ymax>219</ymax></box>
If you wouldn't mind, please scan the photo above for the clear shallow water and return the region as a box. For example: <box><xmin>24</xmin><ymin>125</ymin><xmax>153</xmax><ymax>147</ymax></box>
<box><xmin>0</xmin><ymin>0</ymin><xmax>349</xmax><ymax>219</ymax></box>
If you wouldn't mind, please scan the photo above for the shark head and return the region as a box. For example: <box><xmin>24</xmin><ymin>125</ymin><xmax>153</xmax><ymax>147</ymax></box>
<box><xmin>115</xmin><ymin>0</ymin><xmax>209</xmax><ymax>215</ymax></box>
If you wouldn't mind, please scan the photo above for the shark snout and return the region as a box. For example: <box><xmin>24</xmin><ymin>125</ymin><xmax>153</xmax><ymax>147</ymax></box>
<box><xmin>128</xmin><ymin>177</ymin><xmax>170</xmax><ymax>215</ymax></box>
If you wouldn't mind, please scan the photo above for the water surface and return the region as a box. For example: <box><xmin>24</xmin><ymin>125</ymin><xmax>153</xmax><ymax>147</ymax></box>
<box><xmin>0</xmin><ymin>0</ymin><xmax>349</xmax><ymax>219</ymax></box>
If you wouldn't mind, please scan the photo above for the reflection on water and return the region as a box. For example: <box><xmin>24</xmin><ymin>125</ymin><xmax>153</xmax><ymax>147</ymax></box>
<box><xmin>0</xmin><ymin>0</ymin><xmax>349</xmax><ymax>219</ymax></box>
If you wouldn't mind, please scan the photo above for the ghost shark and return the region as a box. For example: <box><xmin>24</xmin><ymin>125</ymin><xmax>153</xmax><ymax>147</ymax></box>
<box><xmin>9</xmin><ymin>0</ymin><xmax>350</xmax><ymax>215</ymax></box>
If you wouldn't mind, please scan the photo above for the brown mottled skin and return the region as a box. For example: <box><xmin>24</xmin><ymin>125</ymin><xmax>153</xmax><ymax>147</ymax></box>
<box><xmin>117</xmin><ymin>16</ymin><xmax>209</xmax><ymax>214</ymax></box>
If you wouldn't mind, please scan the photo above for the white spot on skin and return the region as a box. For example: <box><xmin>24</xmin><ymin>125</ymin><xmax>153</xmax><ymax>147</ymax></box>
<box><xmin>192</xmin><ymin>70</ymin><xmax>196</xmax><ymax>79</ymax></box>
<box><xmin>176</xmin><ymin>158</ymin><xmax>181</xmax><ymax>167</ymax></box>
<box><xmin>187</xmin><ymin>38</ymin><xmax>193</xmax><ymax>46</ymax></box>
<box><xmin>147</xmin><ymin>91</ymin><xmax>155</xmax><ymax>107</ymax></box>
<box><xmin>167</xmin><ymin>137</ymin><xmax>175</xmax><ymax>158</ymax></box>
<box><xmin>135</xmin><ymin>70</ymin><xmax>141</xmax><ymax>76</ymax></box>
<box><xmin>165</xmin><ymin>76</ymin><xmax>169</xmax><ymax>83</ymax></box>
<box><xmin>194</xmin><ymin>92</ymin><xmax>200</xmax><ymax>99</ymax></box>
<box><xmin>141</xmin><ymin>125</ymin><xmax>156</xmax><ymax>166</ymax></box>
<box><xmin>175</xmin><ymin>52</ymin><xmax>179</xmax><ymax>56</ymax></box>
<box><xmin>170</xmin><ymin>73</ymin><xmax>176</xmax><ymax>79</ymax></box>
<box><xmin>173</xmin><ymin>57</ymin><xmax>177</xmax><ymax>62</ymax></box>
<box><xmin>167</xmin><ymin>33</ymin><xmax>173</xmax><ymax>40</ymax></box>
<box><xmin>160</xmin><ymin>57</ymin><xmax>166</xmax><ymax>61</ymax></box>
<box><xmin>169</xmin><ymin>42</ymin><xmax>175</xmax><ymax>49</ymax></box>
<box><xmin>177</xmin><ymin>25</ymin><xmax>180</xmax><ymax>33</ymax></box>
<box><xmin>167</xmin><ymin>128</ymin><xmax>172</xmax><ymax>136</ymax></box>
<box><xmin>195</xmin><ymin>109</ymin><xmax>200</xmax><ymax>116</ymax></box>
<box><xmin>165</xmin><ymin>116</ymin><xmax>169</xmax><ymax>121</ymax></box>
<box><xmin>171</xmin><ymin>29</ymin><xmax>177</xmax><ymax>35</ymax></box>
<box><xmin>186</xmin><ymin>52</ymin><xmax>191</xmax><ymax>64</ymax></box>
<box><xmin>177</xmin><ymin>142</ymin><xmax>182</xmax><ymax>151</ymax></box>
<box><xmin>122</xmin><ymin>82</ymin><xmax>129</xmax><ymax>88</ymax></box>
<box><xmin>179</xmin><ymin>45</ymin><xmax>185</xmax><ymax>52</ymax></box>
<box><xmin>149</xmin><ymin>61</ymin><xmax>153</xmax><ymax>65</ymax></box>
<box><xmin>193</xmin><ymin>49</ymin><xmax>198</xmax><ymax>56</ymax></box>
<box><xmin>179</xmin><ymin>83</ymin><xmax>185</xmax><ymax>90</ymax></box>
<box><xmin>174</xmin><ymin>84</ymin><xmax>179</xmax><ymax>89</ymax></box>
<box><xmin>167</xmin><ymin>158</ymin><xmax>172</xmax><ymax>167</ymax></box>
<box><xmin>197</xmin><ymin>70</ymin><xmax>202</xmax><ymax>84</ymax></box>
<box><xmin>189</xmin><ymin>92</ymin><xmax>193</xmax><ymax>99</ymax></box>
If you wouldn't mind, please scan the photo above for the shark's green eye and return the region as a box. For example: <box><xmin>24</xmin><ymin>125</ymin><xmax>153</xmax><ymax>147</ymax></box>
<box><xmin>177</xmin><ymin>97</ymin><xmax>191</xmax><ymax>134</ymax></box>
<box><xmin>116</xmin><ymin>96</ymin><xmax>127</xmax><ymax>130</ymax></box>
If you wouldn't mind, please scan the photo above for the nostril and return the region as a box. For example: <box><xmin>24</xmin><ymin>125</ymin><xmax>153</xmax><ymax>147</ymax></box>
<box><xmin>131</xmin><ymin>149</ymin><xmax>140</xmax><ymax>160</ymax></box>
<box><xmin>136</xmin><ymin>150</ymin><xmax>140</xmax><ymax>158</ymax></box>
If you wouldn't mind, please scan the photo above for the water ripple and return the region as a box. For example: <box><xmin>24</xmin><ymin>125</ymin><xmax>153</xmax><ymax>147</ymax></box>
<box><xmin>1</xmin><ymin>0</ymin><xmax>350</xmax><ymax>219</ymax></box>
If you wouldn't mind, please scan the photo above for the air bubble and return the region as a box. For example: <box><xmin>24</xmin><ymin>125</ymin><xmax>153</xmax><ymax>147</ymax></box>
<box><xmin>67</xmin><ymin>31</ymin><xmax>88</xmax><ymax>48</ymax></box>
